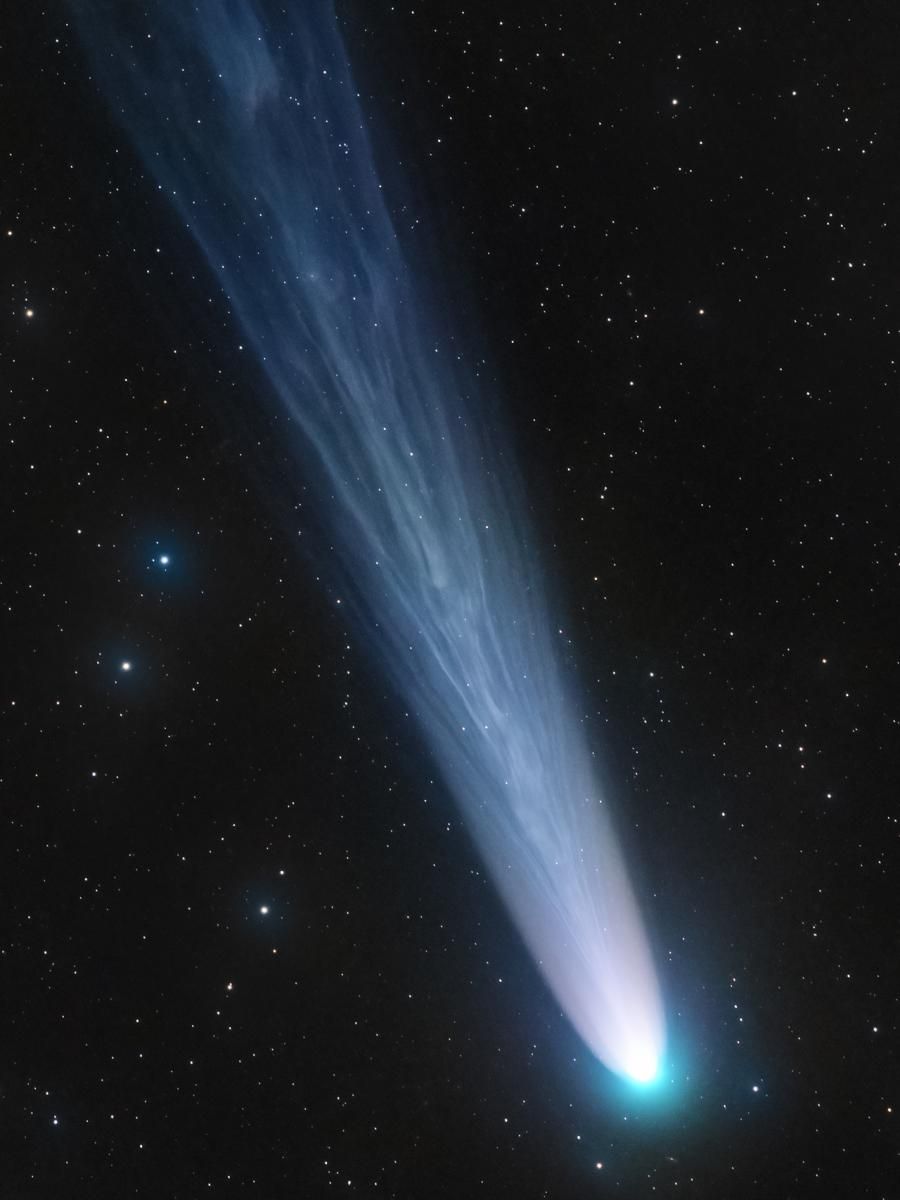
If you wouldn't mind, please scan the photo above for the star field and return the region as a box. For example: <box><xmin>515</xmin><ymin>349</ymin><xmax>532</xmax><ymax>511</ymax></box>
<box><xmin>2</xmin><ymin>2</ymin><xmax>897</xmax><ymax>1196</ymax></box>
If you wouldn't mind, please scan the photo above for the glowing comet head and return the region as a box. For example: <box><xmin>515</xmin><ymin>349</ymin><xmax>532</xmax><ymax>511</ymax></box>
<box><xmin>622</xmin><ymin>1046</ymin><xmax>660</xmax><ymax>1085</ymax></box>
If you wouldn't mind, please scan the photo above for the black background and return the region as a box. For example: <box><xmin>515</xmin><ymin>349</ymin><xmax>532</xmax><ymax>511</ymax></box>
<box><xmin>3</xmin><ymin>1</ymin><xmax>897</xmax><ymax>1195</ymax></box>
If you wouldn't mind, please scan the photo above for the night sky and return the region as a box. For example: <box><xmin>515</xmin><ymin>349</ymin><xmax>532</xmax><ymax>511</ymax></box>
<box><xmin>4</xmin><ymin>1</ymin><xmax>898</xmax><ymax>1196</ymax></box>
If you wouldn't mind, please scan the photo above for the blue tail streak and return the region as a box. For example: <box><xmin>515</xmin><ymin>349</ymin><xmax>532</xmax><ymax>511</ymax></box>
<box><xmin>74</xmin><ymin>0</ymin><xmax>665</xmax><ymax>1081</ymax></box>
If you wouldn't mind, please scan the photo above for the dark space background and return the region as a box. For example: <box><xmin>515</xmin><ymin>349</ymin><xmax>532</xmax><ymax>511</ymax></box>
<box><xmin>3</xmin><ymin>1</ymin><xmax>898</xmax><ymax>1195</ymax></box>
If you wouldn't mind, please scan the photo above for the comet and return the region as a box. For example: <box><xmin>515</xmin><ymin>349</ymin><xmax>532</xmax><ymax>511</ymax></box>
<box><xmin>72</xmin><ymin>0</ymin><xmax>666</xmax><ymax>1083</ymax></box>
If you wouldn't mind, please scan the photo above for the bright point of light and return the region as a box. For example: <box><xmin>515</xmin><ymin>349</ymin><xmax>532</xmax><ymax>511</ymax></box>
<box><xmin>25</xmin><ymin>308</ymin><xmax>34</xmax><ymax>319</ymax></box>
<box><xmin>158</xmin><ymin>554</ymin><xmax>170</xmax><ymax>565</ymax></box>
<box><xmin>260</xmin><ymin>905</ymin><xmax>269</xmax><ymax>914</ymax></box>
<box><xmin>120</xmin><ymin>661</ymin><xmax>132</xmax><ymax>672</ymax></box>
<box><xmin>623</xmin><ymin>1046</ymin><xmax>660</xmax><ymax>1084</ymax></box>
